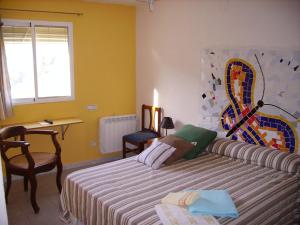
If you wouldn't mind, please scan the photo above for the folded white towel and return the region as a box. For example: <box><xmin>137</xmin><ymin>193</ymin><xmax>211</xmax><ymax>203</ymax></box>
<box><xmin>155</xmin><ymin>204</ymin><xmax>220</xmax><ymax>225</ymax></box>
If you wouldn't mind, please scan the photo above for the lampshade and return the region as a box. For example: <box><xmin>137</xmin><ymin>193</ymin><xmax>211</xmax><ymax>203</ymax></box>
<box><xmin>160</xmin><ymin>117</ymin><xmax>174</xmax><ymax>129</ymax></box>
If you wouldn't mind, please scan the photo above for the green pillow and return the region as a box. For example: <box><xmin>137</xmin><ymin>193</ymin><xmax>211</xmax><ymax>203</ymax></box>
<box><xmin>173</xmin><ymin>124</ymin><xmax>217</xmax><ymax>159</ymax></box>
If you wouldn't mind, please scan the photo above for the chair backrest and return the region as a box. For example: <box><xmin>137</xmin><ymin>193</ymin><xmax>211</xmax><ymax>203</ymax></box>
<box><xmin>0</xmin><ymin>126</ymin><xmax>28</xmax><ymax>163</ymax></box>
<box><xmin>141</xmin><ymin>104</ymin><xmax>162</xmax><ymax>135</ymax></box>
<box><xmin>0</xmin><ymin>126</ymin><xmax>26</xmax><ymax>141</ymax></box>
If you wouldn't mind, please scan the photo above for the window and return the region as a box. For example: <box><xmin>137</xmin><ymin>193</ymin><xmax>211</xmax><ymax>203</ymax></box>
<box><xmin>2</xmin><ymin>19</ymin><xmax>74</xmax><ymax>104</ymax></box>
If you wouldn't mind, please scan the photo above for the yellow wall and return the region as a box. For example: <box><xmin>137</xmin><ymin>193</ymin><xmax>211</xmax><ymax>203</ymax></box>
<box><xmin>0</xmin><ymin>0</ymin><xmax>136</xmax><ymax>164</ymax></box>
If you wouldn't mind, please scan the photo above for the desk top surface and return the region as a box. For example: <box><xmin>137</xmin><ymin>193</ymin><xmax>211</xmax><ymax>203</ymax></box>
<box><xmin>2</xmin><ymin>118</ymin><xmax>83</xmax><ymax>129</ymax></box>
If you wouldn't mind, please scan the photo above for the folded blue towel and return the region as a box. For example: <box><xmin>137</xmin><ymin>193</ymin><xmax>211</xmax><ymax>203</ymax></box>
<box><xmin>188</xmin><ymin>190</ymin><xmax>239</xmax><ymax>218</ymax></box>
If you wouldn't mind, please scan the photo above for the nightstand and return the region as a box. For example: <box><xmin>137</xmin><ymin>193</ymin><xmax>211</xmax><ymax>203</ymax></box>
<box><xmin>147</xmin><ymin>137</ymin><xmax>164</xmax><ymax>147</ymax></box>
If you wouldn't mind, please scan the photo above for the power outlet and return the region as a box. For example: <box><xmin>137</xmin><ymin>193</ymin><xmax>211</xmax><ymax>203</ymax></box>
<box><xmin>89</xmin><ymin>140</ymin><xmax>97</xmax><ymax>147</ymax></box>
<box><xmin>87</xmin><ymin>104</ymin><xmax>97</xmax><ymax>111</ymax></box>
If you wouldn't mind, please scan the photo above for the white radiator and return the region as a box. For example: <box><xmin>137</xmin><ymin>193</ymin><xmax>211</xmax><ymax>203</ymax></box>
<box><xmin>99</xmin><ymin>114</ymin><xmax>137</xmax><ymax>153</ymax></box>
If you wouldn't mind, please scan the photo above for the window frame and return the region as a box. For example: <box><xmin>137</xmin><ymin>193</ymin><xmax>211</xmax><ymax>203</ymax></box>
<box><xmin>2</xmin><ymin>19</ymin><xmax>75</xmax><ymax>105</ymax></box>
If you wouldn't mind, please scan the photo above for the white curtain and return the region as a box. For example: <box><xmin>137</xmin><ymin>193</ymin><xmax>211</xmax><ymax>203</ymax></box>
<box><xmin>0</xmin><ymin>22</ymin><xmax>13</xmax><ymax>120</ymax></box>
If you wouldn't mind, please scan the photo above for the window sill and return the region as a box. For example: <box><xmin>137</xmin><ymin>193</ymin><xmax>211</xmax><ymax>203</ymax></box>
<box><xmin>13</xmin><ymin>96</ymin><xmax>75</xmax><ymax>105</ymax></box>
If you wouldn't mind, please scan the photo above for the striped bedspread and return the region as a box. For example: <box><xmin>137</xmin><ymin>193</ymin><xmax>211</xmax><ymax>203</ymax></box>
<box><xmin>60</xmin><ymin>139</ymin><xmax>300</xmax><ymax>225</ymax></box>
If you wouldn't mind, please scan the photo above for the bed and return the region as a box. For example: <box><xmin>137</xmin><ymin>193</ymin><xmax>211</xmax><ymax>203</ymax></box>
<box><xmin>60</xmin><ymin>138</ymin><xmax>300</xmax><ymax>225</ymax></box>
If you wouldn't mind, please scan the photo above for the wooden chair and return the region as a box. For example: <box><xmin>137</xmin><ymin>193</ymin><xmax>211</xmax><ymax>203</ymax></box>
<box><xmin>0</xmin><ymin>126</ymin><xmax>63</xmax><ymax>214</ymax></box>
<box><xmin>122</xmin><ymin>104</ymin><xmax>162</xmax><ymax>158</ymax></box>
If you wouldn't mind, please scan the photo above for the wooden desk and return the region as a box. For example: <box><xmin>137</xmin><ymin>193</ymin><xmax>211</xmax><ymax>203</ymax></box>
<box><xmin>2</xmin><ymin>118</ymin><xmax>83</xmax><ymax>140</ymax></box>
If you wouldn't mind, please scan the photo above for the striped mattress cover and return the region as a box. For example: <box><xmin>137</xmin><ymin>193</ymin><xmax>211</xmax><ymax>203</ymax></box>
<box><xmin>60</xmin><ymin>138</ymin><xmax>300</xmax><ymax>225</ymax></box>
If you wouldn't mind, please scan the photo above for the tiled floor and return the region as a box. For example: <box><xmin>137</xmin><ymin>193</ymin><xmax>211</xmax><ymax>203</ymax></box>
<box><xmin>6</xmin><ymin>166</ymin><xmax>89</xmax><ymax>225</ymax></box>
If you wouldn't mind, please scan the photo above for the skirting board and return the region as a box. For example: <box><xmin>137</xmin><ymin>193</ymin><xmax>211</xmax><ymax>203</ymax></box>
<box><xmin>3</xmin><ymin>155</ymin><xmax>123</xmax><ymax>182</ymax></box>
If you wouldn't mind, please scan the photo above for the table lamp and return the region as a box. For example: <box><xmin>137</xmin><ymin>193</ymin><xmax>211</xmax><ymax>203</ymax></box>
<box><xmin>160</xmin><ymin>117</ymin><xmax>174</xmax><ymax>136</ymax></box>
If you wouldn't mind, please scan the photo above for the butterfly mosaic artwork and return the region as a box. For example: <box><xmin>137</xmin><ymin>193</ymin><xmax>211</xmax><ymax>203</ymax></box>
<box><xmin>199</xmin><ymin>49</ymin><xmax>300</xmax><ymax>154</ymax></box>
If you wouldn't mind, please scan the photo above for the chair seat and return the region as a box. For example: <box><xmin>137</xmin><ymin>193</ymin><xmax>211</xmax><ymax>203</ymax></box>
<box><xmin>9</xmin><ymin>152</ymin><xmax>57</xmax><ymax>169</ymax></box>
<box><xmin>123</xmin><ymin>130</ymin><xmax>158</xmax><ymax>143</ymax></box>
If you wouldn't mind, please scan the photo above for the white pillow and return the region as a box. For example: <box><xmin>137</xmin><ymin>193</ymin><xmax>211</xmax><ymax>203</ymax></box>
<box><xmin>137</xmin><ymin>141</ymin><xmax>176</xmax><ymax>169</ymax></box>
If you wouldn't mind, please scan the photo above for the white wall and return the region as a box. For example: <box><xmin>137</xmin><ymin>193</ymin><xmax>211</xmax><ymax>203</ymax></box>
<box><xmin>0</xmin><ymin>160</ymin><xmax>8</xmax><ymax>225</ymax></box>
<box><xmin>136</xmin><ymin>0</ymin><xmax>300</xmax><ymax>132</ymax></box>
